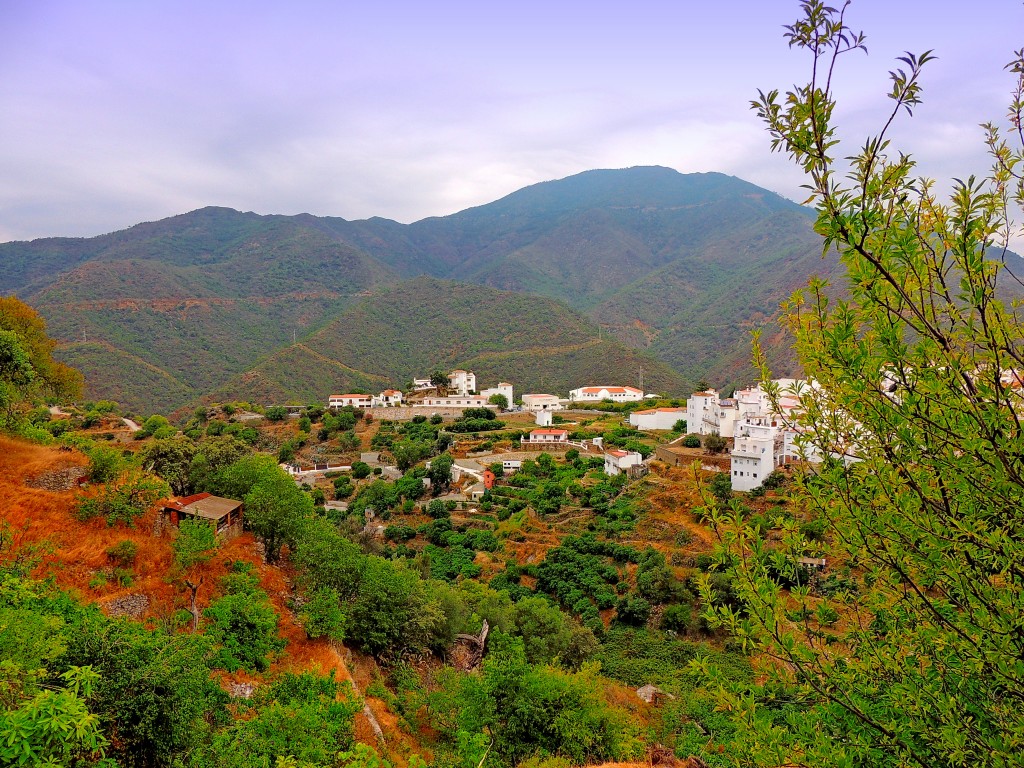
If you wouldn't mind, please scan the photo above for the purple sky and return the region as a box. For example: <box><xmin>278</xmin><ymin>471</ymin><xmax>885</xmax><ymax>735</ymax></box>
<box><xmin>1</xmin><ymin>0</ymin><xmax>1022</xmax><ymax>243</ymax></box>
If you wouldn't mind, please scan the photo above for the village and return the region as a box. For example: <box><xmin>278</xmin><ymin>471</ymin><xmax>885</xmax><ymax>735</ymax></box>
<box><xmin>314</xmin><ymin>368</ymin><xmax>821</xmax><ymax>496</ymax></box>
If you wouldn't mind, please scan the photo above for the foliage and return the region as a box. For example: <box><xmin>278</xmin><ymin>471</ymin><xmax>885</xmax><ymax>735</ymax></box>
<box><xmin>105</xmin><ymin>539</ymin><xmax>138</xmax><ymax>568</ymax></box>
<box><xmin>682</xmin><ymin>434</ymin><xmax>701</xmax><ymax>448</ymax></box>
<box><xmin>437</xmin><ymin>632</ymin><xmax>643</xmax><ymax>765</ymax></box>
<box><xmin>299</xmin><ymin>587</ymin><xmax>346</xmax><ymax>642</ymax></box>
<box><xmin>86</xmin><ymin>445</ymin><xmax>124</xmax><ymax>484</ymax></box>
<box><xmin>0</xmin><ymin>665</ymin><xmax>107</xmax><ymax>767</ymax></box>
<box><xmin>700</xmin><ymin>5</ymin><xmax>1024</xmax><ymax>768</ymax></box>
<box><xmin>173</xmin><ymin>519</ymin><xmax>218</xmax><ymax>570</ymax></box>
<box><xmin>76</xmin><ymin>470</ymin><xmax>169</xmax><ymax>526</ymax></box>
<box><xmin>193</xmin><ymin>672</ymin><xmax>359</xmax><ymax>768</ymax></box>
<box><xmin>0</xmin><ymin>297</ymin><xmax>83</xmax><ymax>427</ymax></box>
<box><xmin>204</xmin><ymin>588</ymin><xmax>285</xmax><ymax>673</ymax></box>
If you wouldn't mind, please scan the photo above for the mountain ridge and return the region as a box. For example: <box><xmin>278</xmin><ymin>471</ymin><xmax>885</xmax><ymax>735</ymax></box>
<box><xmin>1</xmin><ymin>166</ymin><xmax>838</xmax><ymax>412</ymax></box>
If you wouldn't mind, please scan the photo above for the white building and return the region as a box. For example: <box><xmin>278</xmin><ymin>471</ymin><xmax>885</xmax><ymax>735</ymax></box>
<box><xmin>328</xmin><ymin>394</ymin><xmax>372</xmax><ymax>409</ymax></box>
<box><xmin>536</xmin><ymin>410</ymin><xmax>554</xmax><ymax>427</ymax></box>
<box><xmin>418</xmin><ymin>395</ymin><xmax>493</xmax><ymax>409</ymax></box>
<box><xmin>522</xmin><ymin>394</ymin><xmax>563</xmax><ymax>412</ymax></box>
<box><xmin>371</xmin><ymin>389</ymin><xmax>404</xmax><ymax>407</ymax></box>
<box><xmin>730</xmin><ymin>418</ymin><xmax>784</xmax><ymax>492</ymax></box>
<box><xmin>727</xmin><ymin>379</ymin><xmax>819</xmax><ymax>491</ymax></box>
<box><xmin>686</xmin><ymin>389</ymin><xmax>741</xmax><ymax>438</ymax></box>
<box><xmin>630</xmin><ymin>407</ymin><xmax>686</xmax><ymax>431</ymax></box>
<box><xmin>412</xmin><ymin>378</ymin><xmax>434</xmax><ymax>391</ymax></box>
<box><xmin>502</xmin><ymin>460</ymin><xmax>522</xmax><ymax>474</ymax></box>
<box><xmin>448</xmin><ymin>370</ymin><xmax>477</xmax><ymax>395</ymax></box>
<box><xmin>523</xmin><ymin>428</ymin><xmax>569</xmax><ymax>444</ymax></box>
<box><xmin>603</xmin><ymin>449</ymin><xmax>644</xmax><ymax>476</ymax></box>
<box><xmin>479</xmin><ymin>382</ymin><xmax>513</xmax><ymax>405</ymax></box>
<box><xmin>569</xmin><ymin>386</ymin><xmax>644</xmax><ymax>403</ymax></box>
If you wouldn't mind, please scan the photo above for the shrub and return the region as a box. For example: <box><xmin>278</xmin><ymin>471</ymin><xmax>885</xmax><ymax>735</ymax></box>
<box><xmin>106</xmin><ymin>540</ymin><xmax>138</xmax><ymax>567</ymax></box>
<box><xmin>682</xmin><ymin>435</ymin><xmax>701</xmax><ymax>448</ymax></box>
<box><xmin>351</xmin><ymin>462</ymin><xmax>371</xmax><ymax>479</ymax></box>
<box><xmin>204</xmin><ymin>591</ymin><xmax>286</xmax><ymax>672</ymax></box>
<box><xmin>300</xmin><ymin>587</ymin><xmax>346</xmax><ymax>640</ymax></box>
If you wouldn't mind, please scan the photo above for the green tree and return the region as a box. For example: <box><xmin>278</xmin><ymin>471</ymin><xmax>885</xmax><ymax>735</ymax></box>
<box><xmin>0</xmin><ymin>297</ymin><xmax>82</xmax><ymax>426</ymax></box>
<box><xmin>204</xmin><ymin>590</ymin><xmax>285</xmax><ymax>672</ymax></box>
<box><xmin>487</xmin><ymin>393</ymin><xmax>509</xmax><ymax>410</ymax></box>
<box><xmin>428</xmin><ymin>453</ymin><xmax>453</xmax><ymax>492</ymax></box>
<box><xmin>0</xmin><ymin>665</ymin><xmax>107</xmax><ymax>767</ymax></box>
<box><xmin>243</xmin><ymin>469</ymin><xmax>313</xmax><ymax>564</ymax></box>
<box><xmin>138</xmin><ymin>435</ymin><xmax>198</xmax><ymax>496</ymax></box>
<box><xmin>700</xmin><ymin>5</ymin><xmax>1024</xmax><ymax>768</ymax></box>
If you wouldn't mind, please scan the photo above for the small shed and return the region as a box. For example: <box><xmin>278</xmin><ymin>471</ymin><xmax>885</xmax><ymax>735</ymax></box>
<box><xmin>161</xmin><ymin>493</ymin><xmax>243</xmax><ymax>538</ymax></box>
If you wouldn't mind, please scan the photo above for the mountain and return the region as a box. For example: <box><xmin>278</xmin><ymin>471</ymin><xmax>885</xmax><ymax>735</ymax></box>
<box><xmin>207</xmin><ymin>279</ymin><xmax>688</xmax><ymax>406</ymax></box>
<box><xmin>0</xmin><ymin>166</ymin><xmax>841</xmax><ymax>413</ymax></box>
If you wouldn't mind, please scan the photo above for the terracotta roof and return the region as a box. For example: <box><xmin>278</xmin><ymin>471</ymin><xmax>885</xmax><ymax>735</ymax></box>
<box><xmin>331</xmin><ymin>394</ymin><xmax>370</xmax><ymax>399</ymax></box>
<box><xmin>530</xmin><ymin>428</ymin><xmax>568</xmax><ymax>435</ymax></box>
<box><xmin>380</xmin><ymin>390</ymin><xmax>401</xmax><ymax>396</ymax></box>
<box><xmin>524</xmin><ymin>393</ymin><xmax>557</xmax><ymax>398</ymax></box>
<box><xmin>606</xmin><ymin>449</ymin><xmax>630</xmax><ymax>457</ymax></box>
<box><xmin>163</xmin><ymin>492</ymin><xmax>211</xmax><ymax>511</ymax></box>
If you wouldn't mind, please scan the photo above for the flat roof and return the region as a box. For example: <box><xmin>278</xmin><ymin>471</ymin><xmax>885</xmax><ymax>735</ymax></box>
<box><xmin>181</xmin><ymin>495</ymin><xmax>242</xmax><ymax>521</ymax></box>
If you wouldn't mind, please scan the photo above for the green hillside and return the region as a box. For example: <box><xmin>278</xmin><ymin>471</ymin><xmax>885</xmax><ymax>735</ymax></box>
<box><xmin>209</xmin><ymin>279</ymin><xmax>690</xmax><ymax>406</ymax></box>
<box><xmin>1</xmin><ymin>166</ymin><xmax>861</xmax><ymax>410</ymax></box>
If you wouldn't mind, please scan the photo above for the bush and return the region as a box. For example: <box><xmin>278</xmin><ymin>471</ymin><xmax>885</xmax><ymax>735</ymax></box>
<box><xmin>106</xmin><ymin>540</ymin><xmax>138</xmax><ymax>567</ymax></box>
<box><xmin>351</xmin><ymin>462</ymin><xmax>371</xmax><ymax>479</ymax></box>
<box><xmin>265</xmin><ymin>406</ymin><xmax>288</xmax><ymax>422</ymax></box>
<box><xmin>300</xmin><ymin>587</ymin><xmax>346</xmax><ymax>641</ymax></box>
<box><xmin>87</xmin><ymin>445</ymin><xmax>123</xmax><ymax>483</ymax></box>
<box><xmin>682</xmin><ymin>435</ymin><xmax>701</xmax><ymax>448</ymax></box>
<box><xmin>204</xmin><ymin>591</ymin><xmax>286</xmax><ymax>672</ymax></box>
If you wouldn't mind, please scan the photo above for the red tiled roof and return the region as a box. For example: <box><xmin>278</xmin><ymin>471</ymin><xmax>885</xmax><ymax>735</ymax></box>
<box><xmin>531</xmin><ymin>428</ymin><xmax>568</xmax><ymax>435</ymax></box>
<box><xmin>581</xmin><ymin>386</ymin><xmax>641</xmax><ymax>394</ymax></box>
<box><xmin>163</xmin><ymin>492</ymin><xmax>211</xmax><ymax>511</ymax></box>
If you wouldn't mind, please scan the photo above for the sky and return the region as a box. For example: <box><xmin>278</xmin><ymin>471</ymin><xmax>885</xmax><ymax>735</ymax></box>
<box><xmin>1</xmin><ymin>0</ymin><xmax>1022</xmax><ymax>243</ymax></box>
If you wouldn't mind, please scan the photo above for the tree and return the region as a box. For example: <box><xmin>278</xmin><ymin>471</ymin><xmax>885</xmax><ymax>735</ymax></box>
<box><xmin>172</xmin><ymin>519</ymin><xmax>218</xmax><ymax>631</ymax></box>
<box><xmin>700</xmin><ymin>5</ymin><xmax>1024</xmax><ymax>768</ymax></box>
<box><xmin>702</xmin><ymin>431</ymin><xmax>726</xmax><ymax>454</ymax></box>
<box><xmin>138</xmin><ymin>435</ymin><xmax>198</xmax><ymax>495</ymax></box>
<box><xmin>487</xmin><ymin>393</ymin><xmax>509</xmax><ymax>410</ymax></box>
<box><xmin>428</xmin><ymin>453</ymin><xmax>453</xmax><ymax>492</ymax></box>
<box><xmin>243</xmin><ymin>468</ymin><xmax>313</xmax><ymax>563</ymax></box>
<box><xmin>0</xmin><ymin>297</ymin><xmax>82</xmax><ymax>423</ymax></box>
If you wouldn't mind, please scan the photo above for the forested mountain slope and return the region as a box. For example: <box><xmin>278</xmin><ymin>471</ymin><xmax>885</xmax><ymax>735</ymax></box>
<box><xmin>1</xmin><ymin>167</ymin><xmax>838</xmax><ymax>412</ymax></box>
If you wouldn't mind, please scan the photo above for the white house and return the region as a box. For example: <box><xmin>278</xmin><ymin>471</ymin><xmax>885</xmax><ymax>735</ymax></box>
<box><xmin>523</xmin><ymin>428</ymin><xmax>569</xmax><ymax>444</ymax></box>
<box><xmin>603</xmin><ymin>449</ymin><xmax>644</xmax><ymax>476</ymax></box>
<box><xmin>328</xmin><ymin>394</ymin><xmax>372</xmax><ymax>409</ymax></box>
<box><xmin>730</xmin><ymin>418</ymin><xmax>784</xmax><ymax>492</ymax></box>
<box><xmin>522</xmin><ymin>394</ymin><xmax>563</xmax><ymax>412</ymax></box>
<box><xmin>686</xmin><ymin>389</ymin><xmax>742</xmax><ymax>437</ymax></box>
<box><xmin>629</xmin><ymin>407</ymin><xmax>685</xmax><ymax>431</ymax></box>
<box><xmin>412</xmin><ymin>378</ymin><xmax>434</xmax><ymax>391</ymax></box>
<box><xmin>448</xmin><ymin>370</ymin><xmax>477</xmax><ymax>395</ymax></box>
<box><xmin>535</xmin><ymin>410</ymin><xmax>554</xmax><ymax>427</ymax></box>
<box><xmin>479</xmin><ymin>382</ymin><xmax>513</xmax><ymax>405</ymax></box>
<box><xmin>371</xmin><ymin>389</ymin><xmax>404</xmax><ymax>407</ymax></box>
<box><xmin>727</xmin><ymin>379</ymin><xmax>818</xmax><ymax>490</ymax></box>
<box><xmin>418</xmin><ymin>395</ymin><xmax>493</xmax><ymax>409</ymax></box>
<box><xmin>502</xmin><ymin>460</ymin><xmax>522</xmax><ymax>474</ymax></box>
<box><xmin>569</xmin><ymin>386</ymin><xmax>644</xmax><ymax>403</ymax></box>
